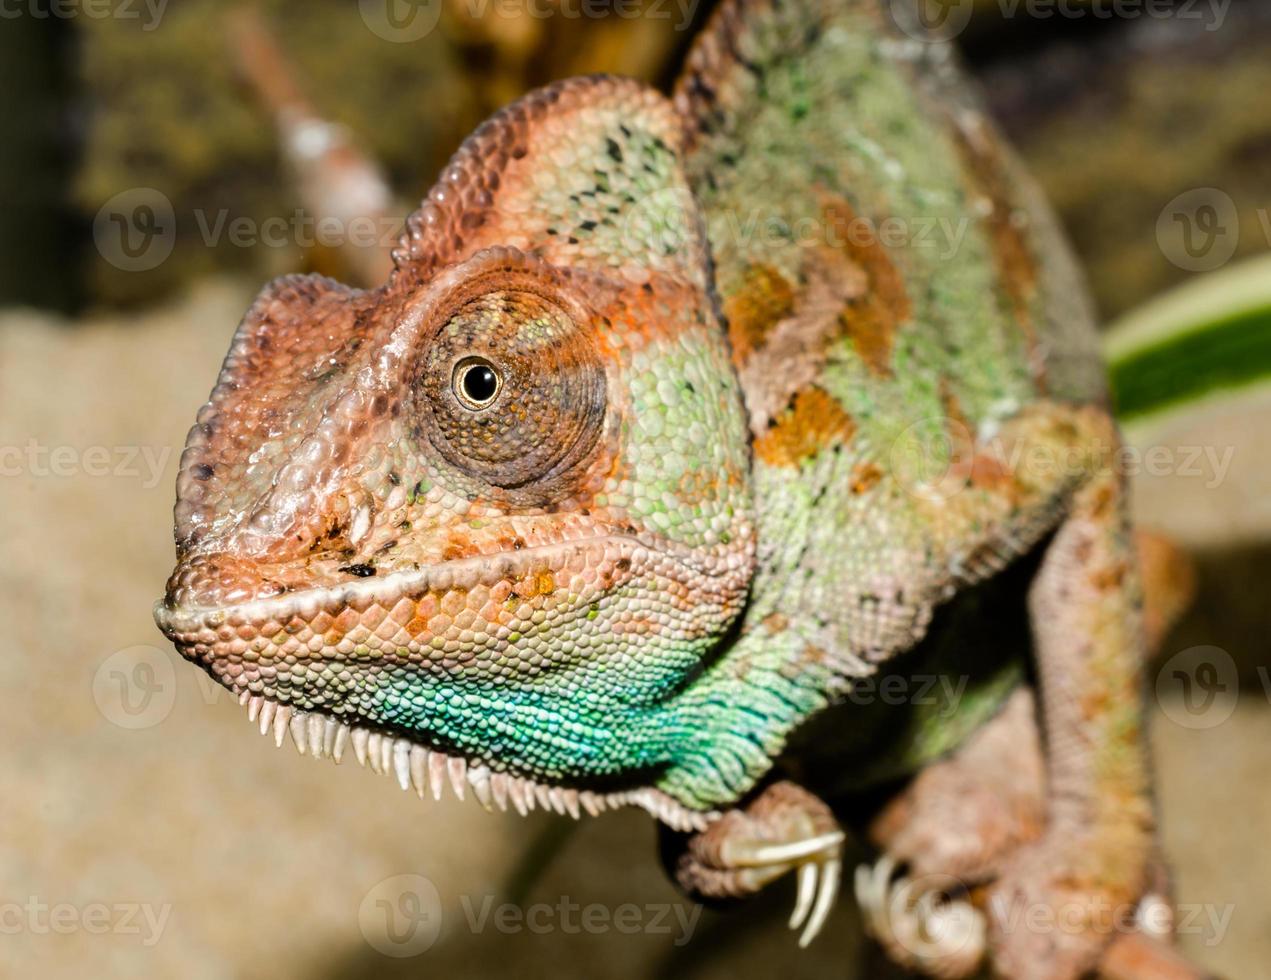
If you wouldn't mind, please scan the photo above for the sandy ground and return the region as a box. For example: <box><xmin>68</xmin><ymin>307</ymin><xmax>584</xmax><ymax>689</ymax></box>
<box><xmin>1</xmin><ymin>279</ymin><xmax>1267</xmax><ymax>979</ymax></box>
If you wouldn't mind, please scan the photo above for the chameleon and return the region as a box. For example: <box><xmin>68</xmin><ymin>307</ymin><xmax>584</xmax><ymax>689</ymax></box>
<box><xmin>154</xmin><ymin>0</ymin><xmax>1181</xmax><ymax>975</ymax></box>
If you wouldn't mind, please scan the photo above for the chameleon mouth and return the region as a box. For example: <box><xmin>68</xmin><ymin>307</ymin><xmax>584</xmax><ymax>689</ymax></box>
<box><xmin>154</xmin><ymin>532</ymin><xmax>740</xmax><ymax>632</ymax></box>
<box><xmin>154</xmin><ymin>534</ymin><xmax>743</xmax><ymax>833</ymax></box>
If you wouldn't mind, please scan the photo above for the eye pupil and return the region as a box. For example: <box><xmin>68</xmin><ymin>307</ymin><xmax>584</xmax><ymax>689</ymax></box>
<box><xmin>457</xmin><ymin>361</ymin><xmax>500</xmax><ymax>407</ymax></box>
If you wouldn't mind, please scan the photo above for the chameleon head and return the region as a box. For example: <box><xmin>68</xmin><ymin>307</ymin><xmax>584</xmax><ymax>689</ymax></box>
<box><xmin>154</xmin><ymin>78</ymin><xmax>755</xmax><ymax>825</ymax></box>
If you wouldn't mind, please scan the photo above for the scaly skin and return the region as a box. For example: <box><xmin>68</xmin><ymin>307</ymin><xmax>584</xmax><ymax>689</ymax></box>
<box><xmin>156</xmin><ymin>1</ymin><xmax>1156</xmax><ymax>975</ymax></box>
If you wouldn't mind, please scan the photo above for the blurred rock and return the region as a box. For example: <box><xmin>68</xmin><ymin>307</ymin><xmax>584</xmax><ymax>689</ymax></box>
<box><xmin>971</xmin><ymin>1</ymin><xmax>1271</xmax><ymax>319</ymax></box>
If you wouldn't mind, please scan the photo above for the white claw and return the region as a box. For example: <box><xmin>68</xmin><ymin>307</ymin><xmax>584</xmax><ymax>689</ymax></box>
<box><xmin>790</xmin><ymin>861</ymin><xmax>818</xmax><ymax>931</ymax></box>
<box><xmin>731</xmin><ymin>831</ymin><xmax>845</xmax><ymax>868</ymax></box>
<box><xmin>247</xmin><ymin>696</ymin><xmax>263</xmax><ymax>724</ymax></box>
<box><xmin>322</xmin><ymin>717</ymin><xmax>338</xmax><ymax>758</ymax></box>
<box><xmin>366</xmin><ymin>734</ymin><xmax>383</xmax><ymax>773</ymax></box>
<box><xmin>1137</xmin><ymin>893</ymin><xmax>1174</xmax><ymax>939</ymax></box>
<box><xmin>853</xmin><ymin>855</ymin><xmax>986</xmax><ymax>976</ymax></box>
<box><xmin>853</xmin><ymin>863</ymin><xmax>876</xmax><ymax>919</ymax></box>
<box><xmin>856</xmin><ymin>854</ymin><xmax>896</xmax><ymax>921</ymax></box>
<box><xmin>799</xmin><ymin>857</ymin><xmax>841</xmax><ymax>948</ymax></box>
<box><xmin>332</xmin><ymin>724</ymin><xmax>349</xmax><ymax>763</ymax></box>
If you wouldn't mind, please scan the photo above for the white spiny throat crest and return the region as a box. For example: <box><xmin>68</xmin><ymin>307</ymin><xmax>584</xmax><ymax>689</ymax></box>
<box><xmin>236</xmin><ymin>690</ymin><xmax>716</xmax><ymax>832</ymax></box>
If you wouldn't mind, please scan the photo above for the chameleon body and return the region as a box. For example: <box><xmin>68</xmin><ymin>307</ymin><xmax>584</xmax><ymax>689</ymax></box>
<box><xmin>156</xmin><ymin>1</ymin><xmax>1155</xmax><ymax>975</ymax></box>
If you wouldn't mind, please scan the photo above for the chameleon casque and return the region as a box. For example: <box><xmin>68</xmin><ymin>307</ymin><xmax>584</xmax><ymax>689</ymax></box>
<box><xmin>155</xmin><ymin>0</ymin><xmax>1168</xmax><ymax>976</ymax></box>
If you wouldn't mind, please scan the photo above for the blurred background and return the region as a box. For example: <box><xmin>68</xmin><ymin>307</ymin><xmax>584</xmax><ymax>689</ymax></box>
<box><xmin>2</xmin><ymin>1</ymin><xmax>1269</xmax><ymax>977</ymax></box>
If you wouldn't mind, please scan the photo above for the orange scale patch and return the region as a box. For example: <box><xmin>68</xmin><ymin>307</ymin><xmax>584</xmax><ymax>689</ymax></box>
<box><xmin>722</xmin><ymin>263</ymin><xmax>795</xmax><ymax>364</ymax></box>
<box><xmin>754</xmin><ymin>387</ymin><xmax>857</xmax><ymax>468</ymax></box>
<box><xmin>819</xmin><ymin>193</ymin><xmax>912</xmax><ymax>377</ymax></box>
<box><xmin>850</xmin><ymin>462</ymin><xmax>884</xmax><ymax>495</ymax></box>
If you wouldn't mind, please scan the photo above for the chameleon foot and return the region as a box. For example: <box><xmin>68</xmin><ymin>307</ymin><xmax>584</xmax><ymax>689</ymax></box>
<box><xmin>665</xmin><ymin>781</ymin><xmax>845</xmax><ymax>946</ymax></box>
<box><xmin>854</xmin><ymin>855</ymin><xmax>986</xmax><ymax>979</ymax></box>
<box><xmin>987</xmin><ymin>836</ymin><xmax>1146</xmax><ymax>980</ymax></box>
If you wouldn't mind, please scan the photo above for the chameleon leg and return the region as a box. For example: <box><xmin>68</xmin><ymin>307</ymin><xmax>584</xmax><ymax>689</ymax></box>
<box><xmin>857</xmin><ymin>685</ymin><xmax>1191</xmax><ymax>980</ymax></box>
<box><xmin>985</xmin><ymin>417</ymin><xmax>1153</xmax><ymax>980</ymax></box>
<box><xmin>869</xmin><ymin>686</ymin><xmax>1045</xmax><ymax>885</ymax></box>
<box><xmin>862</xmin><ymin>522</ymin><xmax>1189</xmax><ymax>900</ymax></box>
<box><xmin>662</xmin><ymin>780</ymin><xmax>845</xmax><ymax>946</ymax></box>
<box><xmin>855</xmin><ymin>687</ymin><xmax>1042</xmax><ymax>978</ymax></box>
<box><xmin>865</xmin><ymin>522</ymin><xmax>1189</xmax><ymax>893</ymax></box>
<box><xmin>852</xmin><ymin>404</ymin><xmax>1159</xmax><ymax>979</ymax></box>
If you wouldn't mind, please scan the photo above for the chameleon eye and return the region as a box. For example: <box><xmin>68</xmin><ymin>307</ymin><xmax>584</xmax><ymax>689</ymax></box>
<box><xmin>410</xmin><ymin>283</ymin><xmax>607</xmax><ymax>500</ymax></box>
<box><xmin>452</xmin><ymin>357</ymin><xmax>502</xmax><ymax>409</ymax></box>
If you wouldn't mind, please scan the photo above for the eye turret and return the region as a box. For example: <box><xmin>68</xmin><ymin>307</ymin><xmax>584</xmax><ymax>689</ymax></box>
<box><xmin>409</xmin><ymin>284</ymin><xmax>608</xmax><ymax>499</ymax></box>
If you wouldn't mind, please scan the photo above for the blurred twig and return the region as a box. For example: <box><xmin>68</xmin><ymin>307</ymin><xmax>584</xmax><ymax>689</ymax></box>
<box><xmin>226</xmin><ymin>6</ymin><xmax>397</xmax><ymax>287</ymax></box>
